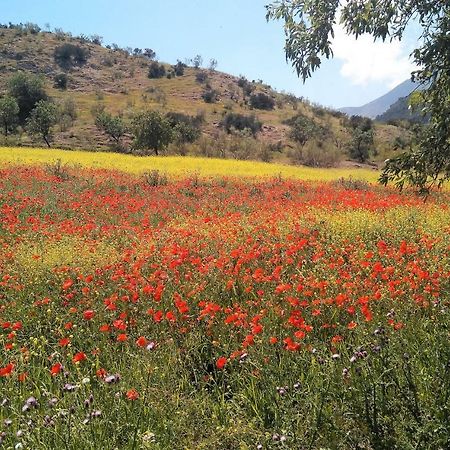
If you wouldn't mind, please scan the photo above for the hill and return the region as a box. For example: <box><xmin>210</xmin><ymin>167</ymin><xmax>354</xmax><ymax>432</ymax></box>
<box><xmin>376</xmin><ymin>96</ymin><xmax>429</xmax><ymax>124</ymax></box>
<box><xmin>0</xmin><ymin>23</ymin><xmax>409</xmax><ymax>166</ymax></box>
<box><xmin>339</xmin><ymin>79</ymin><xmax>417</xmax><ymax>119</ymax></box>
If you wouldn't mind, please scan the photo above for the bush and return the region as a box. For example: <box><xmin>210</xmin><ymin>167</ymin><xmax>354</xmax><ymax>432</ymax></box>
<box><xmin>143</xmin><ymin>170</ymin><xmax>168</xmax><ymax>187</ymax></box>
<box><xmin>148</xmin><ymin>62</ymin><xmax>166</xmax><ymax>79</ymax></box>
<box><xmin>249</xmin><ymin>92</ymin><xmax>275</xmax><ymax>110</ymax></box>
<box><xmin>172</xmin><ymin>60</ymin><xmax>186</xmax><ymax>76</ymax></box>
<box><xmin>165</xmin><ymin>112</ymin><xmax>202</xmax><ymax>144</ymax></box>
<box><xmin>293</xmin><ymin>140</ymin><xmax>342</xmax><ymax>167</ymax></box>
<box><xmin>53</xmin><ymin>73</ymin><xmax>68</xmax><ymax>90</ymax></box>
<box><xmin>220</xmin><ymin>112</ymin><xmax>262</xmax><ymax>136</ymax></box>
<box><xmin>202</xmin><ymin>89</ymin><xmax>219</xmax><ymax>104</ymax></box>
<box><xmin>195</xmin><ymin>71</ymin><xmax>208</xmax><ymax>84</ymax></box>
<box><xmin>54</xmin><ymin>43</ymin><xmax>89</xmax><ymax>69</ymax></box>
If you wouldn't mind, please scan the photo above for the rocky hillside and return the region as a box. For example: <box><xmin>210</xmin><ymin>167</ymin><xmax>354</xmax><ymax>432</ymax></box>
<box><xmin>0</xmin><ymin>24</ymin><xmax>410</xmax><ymax>166</ymax></box>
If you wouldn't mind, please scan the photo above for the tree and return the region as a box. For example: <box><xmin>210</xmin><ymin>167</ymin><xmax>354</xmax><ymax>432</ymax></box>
<box><xmin>209</xmin><ymin>58</ymin><xmax>218</xmax><ymax>71</ymax></box>
<box><xmin>95</xmin><ymin>112</ymin><xmax>126</xmax><ymax>147</ymax></box>
<box><xmin>192</xmin><ymin>54</ymin><xmax>203</xmax><ymax>69</ymax></box>
<box><xmin>7</xmin><ymin>72</ymin><xmax>48</xmax><ymax>124</ymax></box>
<box><xmin>0</xmin><ymin>96</ymin><xmax>19</xmax><ymax>136</ymax></box>
<box><xmin>267</xmin><ymin>0</ymin><xmax>450</xmax><ymax>193</ymax></box>
<box><xmin>349</xmin><ymin>128</ymin><xmax>374</xmax><ymax>162</ymax></box>
<box><xmin>131</xmin><ymin>111</ymin><xmax>173</xmax><ymax>155</ymax></box>
<box><xmin>26</xmin><ymin>100</ymin><xmax>58</xmax><ymax>147</ymax></box>
<box><xmin>285</xmin><ymin>114</ymin><xmax>322</xmax><ymax>147</ymax></box>
<box><xmin>143</xmin><ymin>48</ymin><xmax>156</xmax><ymax>60</ymax></box>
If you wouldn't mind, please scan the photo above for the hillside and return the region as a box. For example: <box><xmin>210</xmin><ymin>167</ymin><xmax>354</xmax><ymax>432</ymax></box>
<box><xmin>376</xmin><ymin>96</ymin><xmax>429</xmax><ymax>124</ymax></box>
<box><xmin>339</xmin><ymin>79</ymin><xmax>417</xmax><ymax>119</ymax></box>
<box><xmin>0</xmin><ymin>24</ymin><xmax>409</xmax><ymax>166</ymax></box>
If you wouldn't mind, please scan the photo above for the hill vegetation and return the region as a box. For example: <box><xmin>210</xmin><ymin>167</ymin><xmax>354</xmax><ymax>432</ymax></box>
<box><xmin>0</xmin><ymin>22</ymin><xmax>412</xmax><ymax>167</ymax></box>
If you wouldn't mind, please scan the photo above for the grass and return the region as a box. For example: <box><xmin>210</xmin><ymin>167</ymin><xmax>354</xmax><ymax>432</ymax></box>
<box><xmin>0</xmin><ymin>146</ymin><xmax>380</xmax><ymax>182</ymax></box>
<box><xmin>1</xmin><ymin>165</ymin><xmax>449</xmax><ymax>449</ymax></box>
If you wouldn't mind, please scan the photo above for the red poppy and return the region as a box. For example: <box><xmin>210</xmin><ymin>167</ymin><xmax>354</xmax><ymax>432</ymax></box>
<box><xmin>59</xmin><ymin>337</ymin><xmax>70</xmax><ymax>347</ymax></box>
<box><xmin>126</xmin><ymin>389</ymin><xmax>139</xmax><ymax>400</ymax></box>
<box><xmin>117</xmin><ymin>333</ymin><xmax>128</xmax><ymax>342</ymax></box>
<box><xmin>72</xmin><ymin>352</ymin><xmax>87</xmax><ymax>363</ymax></box>
<box><xmin>136</xmin><ymin>336</ymin><xmax>148</xmax><ymax>347</ymax></box>
<box><xmin>216</xmin><ymin>356</ymin><xmax>227</xmax><ymax>370</ymax></box>
<box><xmin>83</xmin><ymin>310</ymin><xmax>95</xmax><ymax>320</ymax></box>
<box><xmin>51</xmin><ymin>363</ymin><xmax>63</xmax><ymax>376</ymax></box>
<box><xmin>0</xmin><ymin>363</ymin><xmax>14</xmax><ymax>377</ymax></box>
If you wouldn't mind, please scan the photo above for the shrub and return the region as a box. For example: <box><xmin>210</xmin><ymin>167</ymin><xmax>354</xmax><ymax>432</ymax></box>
<box><xmin>195</xmin><ymin>71</ymin><xmax>208</xmax><ymax>84</ymax></box>
<box><xmin>249</xmin><ymin>92</ymin><xmax>275</xmax><ymax>110</ymax></box>
<box><xmin>202</xmin><ymin>89</ymin><xmax>219</xmax><ymax>104</ymax></box>
<box><xmin>220</xmin><ymin>112</ymin><xmax>262</xmax><ymax>136</ymax></box>
<box><xmin>53</xmin><ymin>73</ymin><xmax>68</xmax><ymax>90</ymax></box>
<box><xmin>172</xmin><ymin>60</ymin><xmax>186</xmax><ymax>76</ymax></box>
<box><xmin>143</xmin><ymin>170</ymin><xmax>168</xmax><ymax>187</ymax></box>
<box><xmin>95</xmin><ymin>112</ymin><xmax>126</xmax><ymax>146</ymax></box>
<box><xmin>165</xmin><ymin>112</ymin><xmax>203</xmax><ymax>144</ymax></box>
<box><xmin>148</xmin><ymin>62</ymin><xmax>166</xmax><ymax>79</ymax></box>
<box><xmin>54</xmin><ymin>43</ymin><xmax>89</xmax><ymax>69</ymax></box>
<box><xmin>294</xmin><ymin>140</ymin><xmax>342</xmax><ymax>167</ymax></box>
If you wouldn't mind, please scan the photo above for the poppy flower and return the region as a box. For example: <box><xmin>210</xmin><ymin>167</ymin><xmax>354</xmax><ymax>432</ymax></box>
<box><xmin>59</xmin><ymin>337</ymin><xmax>70</xmax><ymax>347</ymax></box>
<box><xmin>83</xmin><ymin>310</ymin><xmax>95</xmax><ymax>320</ymax></box>
<box><xmin>0</xmin><ymin>363</ymin><xmax>14</xmax><ymax>377</ymax></box>
<box><xmin>136</xmin><ymin>336</ymin><xmax>148</xmax><ymax>347</ymax></box>
<box><xmin>117</xmin><ymin>333</ymin><xmax>128</xmax><ymax>342</ymax></box>
<box><xmin>126</xmin><ymin>389</ymin><xmax>139</xmax><ymax>400</ymax></box>
<box><xmin>73</xmin><ymin>352</ymin><xmax>87</xmax><ymax>364</ymax></box>
<box><xmin>216</xmin><ymin>356</ymin><xmax>227</xmax><ymax>370</ymax></box>
<box><xmin>51</xmin><ymin>363</ymin><xmax>63</xmax><ymax>376</ymax></box>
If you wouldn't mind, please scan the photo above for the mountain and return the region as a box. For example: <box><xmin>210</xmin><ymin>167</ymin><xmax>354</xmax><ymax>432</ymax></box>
<box><xmin>339</xmin><ymin>79</ymin><xmax>417</xmax><ymax>119</ymax></box>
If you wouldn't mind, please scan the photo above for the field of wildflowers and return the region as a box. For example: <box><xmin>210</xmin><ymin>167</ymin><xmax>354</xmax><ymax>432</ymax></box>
<box><xmin>1</xmin><ymin>159</ymin><xmax>450</xmax><ymax>449</ymax></box>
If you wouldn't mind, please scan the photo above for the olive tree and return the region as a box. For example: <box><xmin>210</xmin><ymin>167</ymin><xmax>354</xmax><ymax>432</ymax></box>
<box><xmin>0</xmin><ymin>96</ymin><xmax>19</xmax><ymax>136</ymax></box>
<box><xmin>131</xmin><ymin>110</ymin><xmax>173</xmax><ymax>155</ymax></box>
<box><xmin>267</xmin><ymin>0</ymin><xmax>450</xmax><ymax>193</ymax></box>
<box><xmin>26</xmin><ymin>100</ymin><xmax>58</xmax><ymax>147</ymax></box>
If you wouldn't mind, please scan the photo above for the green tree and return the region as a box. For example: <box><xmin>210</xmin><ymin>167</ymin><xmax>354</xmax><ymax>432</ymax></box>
<box><xmin>131</xmin><ymin>111</ymin><xmax>173</xmax><ymax>155</ymax></box>
<box><xmin>267</xmin><ymin>0</ymin><xmax>450</xmax><ymax>193</ymax></box>
<box><xmin>0</xmin><ymin>96</ymin><xmax>19</xmax><ymax>136</ymax></box>
<box><xmin>349</xmin><ymin>128</ymin><xmax>374</xmax><ymax>162</ymax></box>
<box><xmin>95</xmin><ymin>112</ymin><xmax>126</xmax><ymax>147</ymax></box>
<box><xmin>7</xmin><ymin>72</ymin><xmax>48</xmax><ymax>124</ymax></box>
<box><xmin>26</xmin><ymin>100</ymin><xmax>58</xmax><ymax>147</ymax></box>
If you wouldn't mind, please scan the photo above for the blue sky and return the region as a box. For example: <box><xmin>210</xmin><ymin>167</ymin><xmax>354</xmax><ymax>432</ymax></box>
<box><xmin>1</xmin><ymin>0</ymin><xmax>419</xmax><ymax>108</ymax></box>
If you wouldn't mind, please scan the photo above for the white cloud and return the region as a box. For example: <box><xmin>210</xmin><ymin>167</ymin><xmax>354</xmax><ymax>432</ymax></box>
<box><xmin>331</xmin><ymin>25</ymin><xmax>416</xmax><ymax>88</ymax></box>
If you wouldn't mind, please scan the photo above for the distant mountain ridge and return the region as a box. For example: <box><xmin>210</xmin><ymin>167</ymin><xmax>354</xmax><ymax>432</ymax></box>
<box><xmin>339</xmin><ymin>79</ymin><xmax>417</xmax><ymax>119</ymax></box>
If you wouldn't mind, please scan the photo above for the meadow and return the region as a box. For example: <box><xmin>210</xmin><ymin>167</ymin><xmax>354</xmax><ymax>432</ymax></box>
<box><xmin>0</xmin><ymin>149</ymin><xmax>450</xmax><ymax>449</ymax></box>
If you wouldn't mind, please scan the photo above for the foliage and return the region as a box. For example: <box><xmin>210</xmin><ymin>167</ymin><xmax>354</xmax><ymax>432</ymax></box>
<box><xmin>172</xmin><ymin>60</ymin><xmax>186</xmax><ymax>77</ymax></box>
<box><xmin>54</xmin><ymin>43</ymin><xmax>89</xmax><ymax>69</ymax></box>
<box><xmin>195</xmin><ymin>71</ymin><xmax>209</xmax><ymax>84</ymax></box>
<box><xmin>220</xmin><ymin>112</ymin><xmax>262</xmax><ymax>137</ymax></box>
<box><xmin>284</xmin><ymin>113</ymin><xmax>325</xmax><ymax>146</ymax></box>
<box><xmin>143</xmin><ymin>48</ymin><xmax>156</xmax><ymax>60</ymax></box>
<box><xmin>238</xmin><ymin>76</ymin><xmax>256</xmax><ymax>97</ymax></box>
<box><xmin>26</xmin><ymin>100</ymin><xmax>58</xmax><ymax>147</ymax></box>
<box><xmin>148</xmin><ymin>62</ymin><xmax>166</xmax><ymax>79</ymax></box>
<box><xmin>95</xmin><ymin>112</ymin><xmax>127</xmax><ymax>147</ymax></box>
<box><xmin>53</xmin><ymin>73</ymin><xmax>68</xmax><ymax>90</ymax></box>
<box><xmin>7</xmin><ymin>72</ymin><xmax>48</xmax><ymax>124</ymax></box>
<box><xmin>165</xmin><ymin>112</ymin><xmax>202</xmax><ymax>144</ymax></box>
<box><xmin>249</xmin><ymin>92</ymin><xmax>275</xmax><ymax>110</ymax></box>
<box><xmin>349</xmin><ymin>128</ymin><xmax>374</xmax><ymax>162</ymax></box>
<box><xmin>266</xmin><ymin>0</ymin><xmax>450</xmax><ymax>194</ymax></box>
<box><xmin>131</xmin><ymin>110</ymin><xmax>173</xmax><ymax>155</ymax></box>
<box><xmin>0</xmin><ymin>96</ymin><xmax>19</xmax><ymax>136</ymax></box>
<box><xmin>202</xmin><ymin>88</ymin><xmax>219</xmax><ymax>104</ymax></box>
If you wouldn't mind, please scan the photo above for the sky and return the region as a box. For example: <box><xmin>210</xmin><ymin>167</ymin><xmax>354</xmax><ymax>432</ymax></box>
<box><xmin>1</xmin><ymin>0</ymin><xmax>420</xmax><ymax>108</ymax></box>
